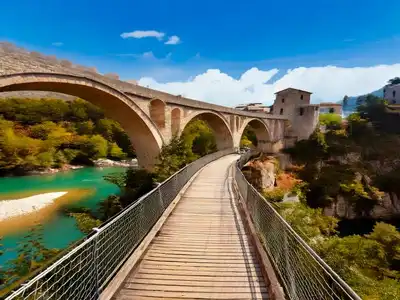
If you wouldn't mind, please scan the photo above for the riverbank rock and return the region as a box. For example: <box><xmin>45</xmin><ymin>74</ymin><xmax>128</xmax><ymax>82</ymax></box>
<box><xmin>242</xmin><ymin>156</ymin><xmax>277</xmax><ymax>191</ymax></box>
<box><xmin>27</xmin><ymin>164</ymin><xmax>84</xmax><ymax>175</ymax></box>
<box><xmin>93</xmin><ymin>158</ymin><xmax>138</xmax><ymax>168</ymax></box>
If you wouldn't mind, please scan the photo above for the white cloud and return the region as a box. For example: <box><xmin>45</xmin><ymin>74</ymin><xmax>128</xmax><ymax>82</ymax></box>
<box><xmin>165</xmin><ymin>35</ymin><xmax>181</xmax><ymax>45</ymax></box>
<box><xmin>141</xmin><ymin>51</ymin><xmax>155</xmax><ymax>58</ymax></box>
<box><xmin>120</xmin><ymin>30</ymin><xmax>165</xmax><ymax>40</ymax></box>
<box><xmin>52</xmin><ymin>42</ymin><xmax>63</xmax><ymax>47</ymax></box>
<box><xmin>116</xmin><ymin>51</ymin><xmax>172</xmax><ymax>60</ymax></box>
<box><xmin>138</xmin><ymin>64</ymin><xmax>400</xmax><ymax>106</ymax></box>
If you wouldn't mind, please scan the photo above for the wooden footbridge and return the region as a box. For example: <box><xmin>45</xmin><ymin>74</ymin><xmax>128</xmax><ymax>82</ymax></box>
<box><xmin>5</xmin><ymin>151</ymin><xmax>361</xmax><ymax>300</ymax></box>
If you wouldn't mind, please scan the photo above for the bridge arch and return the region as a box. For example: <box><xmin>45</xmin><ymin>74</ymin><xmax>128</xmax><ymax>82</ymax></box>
<box><xmin>0</xmin><ymin>73</ymin><xmax>164</xmax><ymax>169</ymax></box>
<box><xmin>149</xmin><ymin>98</ymin><xmax>166</xmax><ymax>129</ymax></box>
<box><xmin>171</xmin><ymin>107</ymin><xmax>182</xmax><ymax>135</ymax></box>
<box><xmin>238</xmin><ymin>118</ymin><xmax>272</xmax><ymax>151</ymax></box>
<box><xmin>180</xmin><ymin>111</ymin><xmax>234</xmax><ymax>150</ymax></box>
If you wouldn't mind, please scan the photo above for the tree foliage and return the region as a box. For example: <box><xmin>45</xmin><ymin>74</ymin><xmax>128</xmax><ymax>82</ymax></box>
<box><xmin>242</xmin><ymin>126</ymin><xmax>258</xmax><ymax>146</ymax></box>
<box><xmin>388</xmin><ymin>77</ymin><xmax>400</xmax><ymax>85</ymax></box>
<box><xmin>1</xmin><ymin>224</ymin><xmax>60</xmax><ymax>293</ymax></box>
<box><xmin>181</xmin><ymin>119</ymin><xmax>217</xmax><ymax>157</ymax></box>
<box><xmin>69</xmin><ymin>213</ymin><xmax>102</xmax><ymax>234</ymax></box>
<box><xmin>281</xmin><ymin>93</ymin><xmax>400</xmax><ymax>298</ymax></box>
<box><xmin>0</xmin><ymin>97</ymin><xmax>135</xmax><ymax>174</ymax></box>
<box><xmin>319</xmin><ymin>113</ymin><xmax>342</xmax><ymax>130</ymax></box>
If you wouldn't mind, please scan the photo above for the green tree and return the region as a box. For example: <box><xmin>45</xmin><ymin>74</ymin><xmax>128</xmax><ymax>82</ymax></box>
<box><xmin>388</xmin><ymin>77</ymin><xmax>400</xmax><ymax>85</ymax></box>
<box><xmin>319</xmin><ymin>113</ymin><xmax>342</xmax><ymax>130</ymax></box>
<box><xmin>75</xmin><ymin>120</ymin><xmax>94</xmax><ymax>135</ymax></box>
<box><xmin>367</xmin><ymin>222</ymin><xmax>400</xmax><ymax>273</ymax></box>
<box><xmin>5</xmin><ymin>224</ymin><xmax>59</xmax><ymax>283</ymax></box>
<box><xmin>240</xmin><ymin>136</ymin><xmax>253</xmax><ymax>148</ymax></box>
<box><xmin>108</xmin><ymin>142</ymin><xmax>126</xmax><ymax>160</ymax></box>
<box><xmin>98</xmin><ymin>195</ymin><xmax>123</xmax><ymax>221</ymax></box>
<box><xmin>95</xmin><ymin>119</ymin><xmax>115</xmax><ymax>141</ymax></box>
<box><xmin>278</xmin><ymin>202</ymin><xmax>338</xmax><ymax>242</ymax></box>
<box><xmin>343</xmin><ymin>95</ymin><xmax>349</xmax><ymax>107</ymax></box>
<box><xmin>242</xmin><ymin>126</ymin><xmax>258</xmax><ymax>146</ymax></box>
<box><xmin>68</xmin><ymin>98</ymin><xmax>88</xmax><ymax>121</ymax></box>
<box><xmin>69</xmin><ymin>213</ymin><xmax>102</xmax><ymax>234</ymax></box>
<box><xmin>80</xmin><ymin>135</ymin><xmax>108</xmax><ymax>159</ymax></box>
<box><xmin>153</xmin><ymin>135</ymin><xmax>194</xmax><ymax>182</ymax></box>
<box><xmin>181</xmin><ymin>120</ymin><xmax>217</xmax><ymax>157</ymax></box>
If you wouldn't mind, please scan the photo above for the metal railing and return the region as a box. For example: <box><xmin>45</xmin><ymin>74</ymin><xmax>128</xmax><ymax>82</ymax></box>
<box><xmin>235</xmin><ymin>151</ymin><xmax>362</xmax><ymax>300</ymax></box>
<box><xmin>5</xmin><ymin>149</ymin><xmax>234</xmax><ymax>300</ymax></box>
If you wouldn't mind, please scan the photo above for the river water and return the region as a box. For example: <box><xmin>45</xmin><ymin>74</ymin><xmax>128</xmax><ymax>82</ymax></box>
<box><xmin>0</xmin><ymin>167</ymin><xmax>125</xmax><ymax>266</ymax></box>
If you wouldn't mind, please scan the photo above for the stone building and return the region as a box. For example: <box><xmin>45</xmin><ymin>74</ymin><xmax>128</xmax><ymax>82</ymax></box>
<box><xmin>384</xmin><ymin>83</ymin><xmax>400</xmax><ymax>104</ymax></box>
<box><xmin>235</xmin><ymin>103</ymin><xmax>271</xmax><ymax>113</ymax></box>
<box><xmin>319</xmin><ymin>102</ymin><xmax>342</xmax><ymax>115</ymax></box>
<box><xmin>271</xmin><ymin>88</ymin><xmax>319</xmax><ymax>140</ymax></box>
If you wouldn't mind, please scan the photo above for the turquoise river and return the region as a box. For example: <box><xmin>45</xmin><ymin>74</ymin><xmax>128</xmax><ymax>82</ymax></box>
<box><xmin>0</xmin><ymin>167</ymin><xmax>125</xmax><ymax>266</ymax></box>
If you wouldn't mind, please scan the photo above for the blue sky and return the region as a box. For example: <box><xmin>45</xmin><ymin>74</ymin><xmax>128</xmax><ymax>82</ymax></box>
<box><xmin>2</xmin><ymin>0</ymin><xmax>400</xmax><ymax>105</ymax></box>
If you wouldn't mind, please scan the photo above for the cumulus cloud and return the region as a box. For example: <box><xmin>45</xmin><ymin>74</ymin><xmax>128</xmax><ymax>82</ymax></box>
<box><xmin>138</xmin><ymin>64</ymin><xmax>400</xmax><ymax>106</ymax></box>
<box><xmin>120</xmin><ymin>30</ymin><xmax>165</xmax><ymax>40</ymax></box>
<box><xmin>51</xmin><ymin>42</ymin><xmax>63</xmax><ymax>47</ymax></box>
<box><xmin>165</xmin><ymin>35</ymin><xmax>181</xmax><ymax>45</ymax></box>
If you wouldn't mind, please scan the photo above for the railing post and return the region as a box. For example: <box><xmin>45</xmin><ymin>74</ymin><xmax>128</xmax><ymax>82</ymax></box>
<box><xmin>92</xmin><ymin>227</ymin><xmax>101</xmax><ymax>298</ymax></box>
<box><xmin>156</xmin><ymin>183</ymin><xmax>164</xmax><ymax>209</ymax></box>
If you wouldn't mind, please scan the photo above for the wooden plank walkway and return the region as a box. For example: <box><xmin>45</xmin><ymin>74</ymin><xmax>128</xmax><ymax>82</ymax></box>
<box><xmin>114</xmin><ymin>155</ymin><xmax>269</xmax><ymax>300</ymax></box>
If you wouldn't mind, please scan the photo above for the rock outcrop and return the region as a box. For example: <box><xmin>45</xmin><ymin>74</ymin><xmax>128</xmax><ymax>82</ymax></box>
<box><xmin>324</xmin><ymin>192</ymin><xmax>400</xmax><ymax>219</ymax></box>
<box><xmin>242</xmin><ymin>156</ymin><xmax>277</xmax><ymax>191</ymax></box>
<box><xmin>93</xmin><ymin>158</ymin><xmax>138</xmax><ymax>168</ymax></box>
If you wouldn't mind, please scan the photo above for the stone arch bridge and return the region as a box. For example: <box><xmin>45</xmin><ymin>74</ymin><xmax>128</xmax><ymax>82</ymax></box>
<box><xmin>0</xmin><ymin>44</ymin><xmax>291</xmax><ymax>169</ymax></box>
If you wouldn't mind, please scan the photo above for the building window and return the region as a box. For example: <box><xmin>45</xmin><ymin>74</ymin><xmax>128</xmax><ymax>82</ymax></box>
<box><xmin>393</xmin><ymin>90</ymin><xmax>396</xmax><ymax>98</ymax></box>
<box><xmin>315</xmin><ymin>106</ymin><xmax>318</xmax><ymax>111</ymax></box>
<box><xmin>280</xmin><ymin>108</ymin><xmax>283</xmax><ymax>115</ymax></box>
<box><xmin>300</xmin><ymin>94</ymin><xmax>304</xmax><ymax>100</ymax></box>
<box><xmin>282</xmin><ymin>98</ymin><xmax>285</xmax><ymax>103</ymax></box>
<box><xmin>299</xmin><ymin>107</ymin><xmax>304</xmax><ymax>116</ymax></box>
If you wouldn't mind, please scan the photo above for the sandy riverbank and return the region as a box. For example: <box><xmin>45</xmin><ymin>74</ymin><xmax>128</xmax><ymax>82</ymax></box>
<box><xmin>0</xmin><ymin>189</ymin><xmax>94</xmax><ymax>236</ymax></box>
<box><xmin>0</xmin><ymin>192</ymin><xmax>68</xmax><ymax>221</ymax></box>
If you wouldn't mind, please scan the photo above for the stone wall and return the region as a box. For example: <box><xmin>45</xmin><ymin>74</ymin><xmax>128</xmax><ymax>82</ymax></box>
<box><xmin>292</xmin><ymin>105</ymin><xmax>320</xmax><ymax>140</ymax></box>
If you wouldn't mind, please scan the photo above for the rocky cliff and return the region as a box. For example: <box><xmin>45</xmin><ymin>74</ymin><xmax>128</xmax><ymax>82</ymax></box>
<box><xmin>324</xmin><ymin>192</ymin><xmax>400</xmax><ymax>219</ymax></box>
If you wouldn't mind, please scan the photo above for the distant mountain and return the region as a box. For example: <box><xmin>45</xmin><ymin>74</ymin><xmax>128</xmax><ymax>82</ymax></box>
<box><xmin>338</xmin><ymin>88</ymin><xmax>384</xmax><ymax>117</ymax></box>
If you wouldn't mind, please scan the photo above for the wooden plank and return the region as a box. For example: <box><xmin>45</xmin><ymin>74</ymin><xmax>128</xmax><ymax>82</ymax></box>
<box><xmin>127</xmin><ymin>278</ymin><xmax>266</xmax><ymax>287</ymax></box>
<box><xmin>117</xmin><ymin>289</ymin><xmax>269</xmax><ymax>299</ymax></box>
<box><xmin>140</xmin><ymin>264</ymin><xmax>261</xmax><ymax>272</ymax></box>
<box><xmin>151</xmin><ymin>242</ymin><xmax>255</xmax><ymax>251</ymax></box>
<box><xmin>123</xmin><ymin>283</ymin><xmax>268</xmax><ymax>294</ymax></box>
<box><xmin>136</xmin><ymin>268</ymin><xmax>263</xmax><ymax>277</ymax></box>
<box><xmin>143</xmin><ymin>257</ymin><xmax>259</xmax><ymax>265</ymax></box>
<box><xmin>159</xmin><ymin>228</ymin><xmax>247</xmax><ymax>234</ymax></box>
<box><xmin>132</xmin><ymin>273</ymin><xmax>265</xmax><ymax>283</ymax></box>
<box><xmin>146</xmin><ymin>251</ymin><xmax>257</xmax><ymax>259</ymax></box>
<box><xmin>148</xmin><ymin>246</ymin><xmax>255</xmax><ymax>254</ymax></box>
<box><xmin>156</xmin><ymin>235</ymin><xmax>250</xmax><ymax>242</ymax></box>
